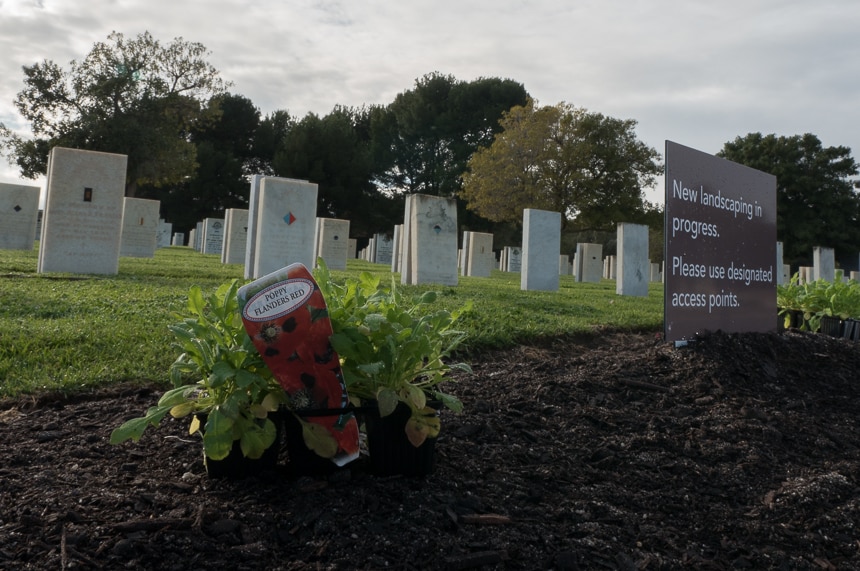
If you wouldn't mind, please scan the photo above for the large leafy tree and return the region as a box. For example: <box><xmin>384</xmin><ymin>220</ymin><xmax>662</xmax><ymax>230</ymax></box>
<box><xmin>274</xmin><ymin>106</ymin><xmax>398</xmax><ymax>237</ymax></box>
<box><xmin>460</xmin><ymin>99</ymin><xmax>662</xmax><ymax>230</ymax></box>
<box><xmin>370</xmin><ymin>72</ymin><xmax>529</xmax><ymax>197</ymax></box>
<box><xmin>717</xmin><ymin>133</ymin><xmax>860</xmax><ymax>267</ymax></box>
<box><xmin>146</xmin><ymin>93</ymin><xmax>262</xmax><ymax>231</ymax></box>
<box><xmin>0</xmin><ymin>31</ymin><xmax>229</xmax><ymax>196</ymax></box>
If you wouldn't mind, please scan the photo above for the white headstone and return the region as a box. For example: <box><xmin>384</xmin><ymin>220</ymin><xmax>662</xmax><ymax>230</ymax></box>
<box><xmin>465</xmin><ymin>232</ymin><xmax>494</xmax><ymax>278</ymax></box>
<box><xmin>316</xmin><ymin>218</ymin><xmax>350</xmax><ymax>270</ymax></box>
<box><xmin>188</xmin><ymin>228</ymin><xmax>197</xmax><ymax>249</ymax></box>
<box><xmin>521</xmin><ymin>208</ymin><xmax>561</xmax><ymax>292</ymax></box>
<box><xmin>575</xmin><ymin>243</ymin><xmax>603</xmax><ymax>283</ymax></box>
<box><xmin>374</xmin><ymin>233</ymin><xmax>394</xmax><ymax>264</ymax></box>
<box><xmin>251</xmin><ymin>177</ymin><xmax>318</xmax><ymax>278</ymax></box>
<box><xmin>194</xmin><ymin>222</ymin><xmax>203</xmax><ymax>251</ymax></box>
<box><xmin>172</xmin><ymin>232</ymin><xmax>185</xmax><ymax>246</ymax></box>
<box><xmin>120</xmin><ymin>197</ymin><xmax>160</xmax><ymax>258</ymax></box>
<box><xmin>348</xmin><ymin>238</ymin><xmax>357</xmax><ymax>259</ymax></box>
<box><xmin>650</xmin><ymin>262</ymin><xmax>661</xmax><ymax>282</ymax></box>
<box><xmin>559</xmin><ymin>254</ymin><xmax>570</xmax><ymax>275</ymax></box>
<box><xmin>813</xmin><ymin>246</ymin><xmax>835</xmax><ymax>282</ymax></box>
<box><xmin>391</xmin><ymin>224</ymin><xmax>403</xmax><ymax>273</ymax></box>
<box><xmin>223</xmin><ymin>208</ymin><xmax>249</xmax><ymax>265</ymax></box>
<box><xmin>616</xmin><ymin>222</ymin><xmax>649</xmax><ymax>297</ymax></box>
<box><xmin>505</xmin><ymin>246</ymin><xmax>522</xmax><ymax>272</ymax></box>
<box><xmin>38</xmin><ymin>147</ymin><xmax>127</xmax><ymax>275</ymax></box>
<box><xmin>244</xmin><ymin>175</ymin><xmax>263</xmax><ymax>279</ymax></box>
<box><xmin>0</xmin><ymin>183</ymin><xmax>40</xmax><ymax>250</ymax></box>
<box><xmin>156</xmin><ymin>219</ymin><xmax>172</xmax><ymax>249</ymax></box>
<box><xmin>202</xmin><ymin>218</ymin><xmax>224</xmax><ymax>255</ymax></box>
<box><xmin>402</xmin><ymin>194</ymin><xmax>458</xmax><ymax>286</ymax></box>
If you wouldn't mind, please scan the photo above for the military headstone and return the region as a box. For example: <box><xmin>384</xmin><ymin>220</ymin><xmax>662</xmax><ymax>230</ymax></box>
<box><xmin>0</xmin><ymin>183</ymin><xmax>40</xmax><ymax>250</ymax></box>
<box><xmin>38</xmin><ymin>147</ymin><xmax>127</xmax><ymax>275</ymax></box>
<box><xmin>120</xmin><ymin>197</ymin><xmax>160</xmax><ymax>258</ymax></box>
<box><xmin>374</xmin><ymin>233</ymin><xmax>394</xmax><ymax>264</ymax></box>
<box><xmin>251</xmin><ymin>177</ymin><xmax>318</xmax><ymax>278</ymax></box>
<box><xmin>575</xmin><ymin>243</ymin><xmax>603</xmax><ymax>283</ymax></box>
<box><xmin>223</xmin><ymin>208</ymin><xmax>249</xmax><ymax>265</ymax></box>
<box><xmin>521</xmin><ymin>208</ymin><xmax>561</xmax><ymax>292</ymax></box>
<box><xmin>156</xmin><ymin>219</ymin><xmax>172</xmax><ymax>249</ymax></box>
<box><xmin>813</xmin><ymin>246</ymin><xmax>835</xmax><ymax>282</ymax></box>
<box><xmin>616</xmin><ymin>222</ymin><xmax>649</xmax><ymax>297</ymax></box>
<box><xmin>401</xmin><ymin>193</ymin><xmax>458</xmax><ymax>286</ymax></box>
<box><xmin>465</xmin><ymin>231</ymin><xmax>494</xmax><ymax>278</ymax></box>
<box><xmin>316</xmin><ymin>218</ymin><xmax>350</xmax><ymax>270</ymax></box>
<box><xmin>202</xmin><ymin>218</ymin><xmax>224</xmax><ymax>255</ymax></box>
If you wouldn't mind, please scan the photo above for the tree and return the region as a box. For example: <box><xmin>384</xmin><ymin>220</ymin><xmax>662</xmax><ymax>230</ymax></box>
<box><xmin>274</xmin><ymin>106</ymin><xmax>398</xmax><ymax>237</ymax></box>
<box><xmin>0</xmin><ymin>31</ymin><xmax>229</xmax><ymax>196</ymax></box>
<box><xmin>717</xmin><ymin>133</ymin><xmax>860</xmax><ymax>268</ymax></box>
<box><xmin>146</xmin><ymin>93</ymin><xmax>261</xmax><ymax>231</ymax></box>
<box><xmin>460</xmin><ymin>99</ymin><xmax>662</xmax><ymax>230</ymax></box>
<box><xmin>370</xmin><ymin>73</ymin><xmax>529</xmax><ymax>197</ymax></box>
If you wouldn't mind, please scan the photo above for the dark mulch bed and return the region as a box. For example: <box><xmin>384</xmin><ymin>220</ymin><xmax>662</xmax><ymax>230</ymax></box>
<box><xmin>1</xmin><ymin>329</ymin><xmax>859</xmax><ymax>570</ymax></box>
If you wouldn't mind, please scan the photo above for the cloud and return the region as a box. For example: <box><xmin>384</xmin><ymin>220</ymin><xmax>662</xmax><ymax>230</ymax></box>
<box><xmin>2</xmin><ymin>0</ymin><xmax>860</xmax><ymax>198</ymax></box>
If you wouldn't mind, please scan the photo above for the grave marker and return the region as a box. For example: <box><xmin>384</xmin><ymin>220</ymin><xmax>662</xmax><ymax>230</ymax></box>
<box><xmin>0</xmin><ymin>183</ymin><xmax>40</xmax><ymax>250</ymax></box>
<box><xmin>223</xmin><ymin>208</ymin><xmax>249</xmax><ymax>265</ymax></box>
<box><xmin>374</xmin><ymin>233</ymin><xmax>394</xmax><ymax>264</ymax></box>
<box><xmin>465</xmin><ymin>231</ymin><xmax>494</xmax><ymax>278</ymax></box>
<box><xmin>316</xmin><ymin>218</ymin><xmax>350</xmax><ymax>270</ymax></box>
<box><xmin>38</xmin><ymin>147</ymin><xmax>127</xmax><ymax>275</ymax></box>
<box><xmin>251</xmin><ymin>177</ymin><xmax>318</xmax><ymax>278</ymax></box>
<box><xmin>521</xmin><ymin>208</ymin><xmax>561</xmax><ymax>291</ymax></box>
<box><xmin>156</xmin><ymin>219</ymin><xmax>172</xmax><ymax>249</ymax></box>
<box><xmin>120</xmin><ymin>197</ymin><xmax>160</xmax><ymax>258</ymax></box>
<box><xmin>202</xmin><ymin>218</ymin><xmax>224</xmax><ymax>255</ymax></box>
<box><xmin>575</xmin><ymin>243</ymin><xmax>603</xmax><ymax>283</ymax></box>
<box><xmin>616</xmin><ymin>223</ymin><xmax>649</xmax><ymax>297</ymax></box>
<box><xmin>402</xmin><ymin>194</ymin><xmax>458</xmax><ymax>286</ymax></box>
<box><xmin>813</xmin><ymin>246</ymin><xmax>835</xmax><ymax>282</ymax></box>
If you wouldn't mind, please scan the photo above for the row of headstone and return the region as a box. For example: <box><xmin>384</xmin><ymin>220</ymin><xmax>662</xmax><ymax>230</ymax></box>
<box><xmin>23</xmin><ymin>152</ymin><xmax>857</xmax><ymax>295</ymax></box>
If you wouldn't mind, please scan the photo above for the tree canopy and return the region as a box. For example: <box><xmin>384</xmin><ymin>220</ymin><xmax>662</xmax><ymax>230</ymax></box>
<box><xmin>460</xmin><ymin>99</ymin><xmax>662</xmax><ymax>230</ymax></box>
<box><xmin>273</xmin><ymin>106</ymin><xmax>398</xmax><ymax>236</ymax></box>
<box><xmin>0</xmin><ymin>31</ymin><xmax>229</xmax><ymax>196</ymax></box>
<box><xmin>717</xmin><ymin>133</ymin><xmax>860</xmax><ymax>267</ymax></box>
<box><xmin>370</xmin><ymin>72</ymin><xmax>529</xmax><ymax>197</ymax></box>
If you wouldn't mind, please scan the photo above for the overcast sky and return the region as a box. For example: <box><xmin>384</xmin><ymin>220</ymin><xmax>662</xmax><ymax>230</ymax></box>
<box><xmin>1</xmin><ymin>0</ymin><xmax>858</xmax><ymax>206</ymax></box>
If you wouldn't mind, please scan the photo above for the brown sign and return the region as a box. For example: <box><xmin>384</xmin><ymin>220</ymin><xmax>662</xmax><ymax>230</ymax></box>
<box><xmin>664</xmin><ymin>141</ymin><xmax>777</xmax><ymax>341</ymax></box>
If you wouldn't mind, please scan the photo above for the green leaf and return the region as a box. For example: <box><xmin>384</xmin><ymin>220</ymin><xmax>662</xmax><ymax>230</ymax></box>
<box><xmin>205</xmin><ymin>408</ymin><xmax>234</xmax><ymax>436</ymax></box>
<box><xmin>376</xmin><ymin>388</ymin><xmax>399</xmax><ymax>417</ymax></box>
<box><xmin>187</xmin><ymin>285</ymin><xmax>205</xmax><ymax>317</ymax></box>
<box><xmin>109</xmin><ymin>404</ymin><xmax>173</xmax><ymax>444</ymax></box>
<box><xmin>203</xmin><ymin>429</ymin><xmax>235</xmax><ymax>461</ymax></box>
<box><xmin>239</xmin><ymin>419</ymin><xmax>276</xmax><ymax>459</ymax></box>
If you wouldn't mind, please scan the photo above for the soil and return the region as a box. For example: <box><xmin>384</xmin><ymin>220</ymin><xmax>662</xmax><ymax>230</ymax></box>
<box><xmin>1</xmin><ymin>329</ymin><xmax>859</xmax><ymax>570</ymax></box>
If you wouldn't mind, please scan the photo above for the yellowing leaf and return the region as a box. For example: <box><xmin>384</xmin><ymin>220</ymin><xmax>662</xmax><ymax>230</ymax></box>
<box><xmin>405</xmin><ymin>412</ymin><xmax>440</xmax><ymax>447</ymax></box>
<box><xmin>169</xmin><ymin>402</ymin><xmax>195</xmax><ymax>418</ymax></box>
<box><xmin>189</xmin><ymin>414</ymin><xmax>201</xmax><ymax>435</ymax></box>
<box><xmin>301</xmin><ymin>419</ymin><xmax>338</xmax><ymax>458</ymax></box>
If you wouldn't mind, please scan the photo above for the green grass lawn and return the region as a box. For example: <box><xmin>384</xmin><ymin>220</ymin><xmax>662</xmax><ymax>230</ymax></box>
<box><xmin>0</xmin><ymin>245</ymin><xmax>663</xmax><ymax>397</ymax></box>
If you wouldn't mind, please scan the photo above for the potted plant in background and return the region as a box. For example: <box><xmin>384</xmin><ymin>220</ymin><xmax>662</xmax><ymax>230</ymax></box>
<box><xmin>110</xmin><ymin>280</ymin><xmax>287</xmax><ymax>478</ymax></box>
<box><xmin>315</xmin><ymin>261</ymin><xmax>472</xmax><ymax>476</ymax></box>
